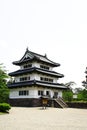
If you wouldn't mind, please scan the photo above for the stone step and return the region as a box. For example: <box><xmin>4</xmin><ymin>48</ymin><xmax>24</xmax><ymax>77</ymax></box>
<box><xmin>54</xmin><ymin>98</ymin><xmax>68</xmax><ymax>108</ymax></box>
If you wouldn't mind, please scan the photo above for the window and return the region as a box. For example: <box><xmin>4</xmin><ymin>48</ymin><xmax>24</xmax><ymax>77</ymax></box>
<box><xmin>40</xmin><ymin>65</ymin><xmax>49</xmax><ymax>70</ymax></box>
<box><xmin>24</xmin><ymin>64</ymin><xmax>32</xmax><ymax>69</ymax></box>
<box><xmin>40</xmin><ymin>77</ymin><xmax>53</xmax><ymax>83</ymax></box>
<box><xmin>19</xmin><ymin>90</ymin><xmax>29</xmax><ymax>96</ymax></box>
<box><xmin>40</xmin><ymin>77</ymin><xmax>43</xmax><ymax>81</ymax></box>
<box><xmin>20</xmin><ymin>76</ymin><xmax>30</xmax><ymax>82</ymax></box>
<box><xmin>46</xmin><ymin>91</ymin><xmax>50</xmax><ymax>96</ymax></box>
<box><xmin>49</xmin><ymin>79</ymin><xmax>53</xmax><ymax>82</ymax></box>
<box><xmin>54</xmin><ymin>92</ymin><xmax>58</xmax><ymax>98</ymax></box>
<box><xmin>38</xmin><ymin>90</ymin><xmax>43</xmax><ymax>96</ymax></box>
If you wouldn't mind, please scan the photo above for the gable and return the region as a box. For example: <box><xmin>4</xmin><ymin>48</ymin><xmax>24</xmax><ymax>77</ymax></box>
<box><xmin>21</xmin><ymin>52</ymin><xmax>33</xmax><ymax>61</ymax></box>
<box><xmin>13</xmin><ymin>48</ymin><xmax>60</xmax><ymax>66</ymax></box>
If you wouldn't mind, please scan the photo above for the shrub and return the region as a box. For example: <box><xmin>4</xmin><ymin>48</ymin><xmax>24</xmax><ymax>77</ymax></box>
<box><xmin>77</xmin><ymin>89</ymin><xmax>87</xmax><ymax>101</ymax></box>
<box><xmin>0</xmin><ymin>89</ymin><xmax>9</xmax><ymax>103</ymax></box>
<box><xmin>63</xmin><ymin>90</ymin><xmax>73</xmax><ymax>102</ymax></box>
<box><xmin>0</xmin><ymin>103</ymin><xmax>11</xmax><ymax>112</ymax></box>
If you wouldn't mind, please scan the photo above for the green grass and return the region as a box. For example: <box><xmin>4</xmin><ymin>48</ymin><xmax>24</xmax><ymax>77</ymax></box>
<box><xmin>0</xmin><ymin>112</ymin><xmax>4</xmax><ymax>115</ymax></box>
<box><xmin>0</xmin><ymin>111</ymin><xmax>8</xmax><ymax>115</ymax></box>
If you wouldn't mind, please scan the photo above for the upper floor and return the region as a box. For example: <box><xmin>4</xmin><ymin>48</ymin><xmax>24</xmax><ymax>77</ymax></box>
<box><xmin>20</xmin><ymin>62</ymin><xmax>53</xmax><ymax>71</ymax></box>
<box><xmin>8</xmin><ymin>48</ymin><xmax>64</xmax><ymax>86</ymax></box>
<box><xmin>14</xmin><ymin>73</ymin><xmax>58</xmax><ymax>83</ymax></box>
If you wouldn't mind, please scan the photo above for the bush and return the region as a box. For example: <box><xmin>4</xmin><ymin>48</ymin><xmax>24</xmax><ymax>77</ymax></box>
<box><xmin>63</xmin><ymin>90</ymin><xmax>73</xmax><ymax>102</ymax></box>
<box><xmin>0</xmin><ymin>89</ymin><xmax>9</xmax><ymax>103</ymax></box>
<box><xmin>77</xmin><ymin>89</ymin><xmax>87</xmax><ymax>101</ymax></box>
<box><xmin>0</xmin><ymin>103</ymin><xmax>11</xmax><ymax>112</ymax></box>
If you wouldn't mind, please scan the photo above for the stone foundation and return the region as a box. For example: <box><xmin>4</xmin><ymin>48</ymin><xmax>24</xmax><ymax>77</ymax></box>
<box><xmin>8</xmin><ymin>98</ymin><xmax>42</xmax><ymax>107</ymax></box>
<box><xmin>67</xmin><ymin>102</ymin><xmax>87</xmax><ymax>109</ymax></box>
<box><xmin>8</xmin><ymin>98</ymin><xmax>65</xmax><ymax>108</ymax></box>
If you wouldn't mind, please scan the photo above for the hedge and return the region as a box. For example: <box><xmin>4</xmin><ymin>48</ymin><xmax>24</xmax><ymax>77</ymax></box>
<box><xmin>0</xmin><ymin>103</ymin><xmax>11</xmax><ymax>112</ymax></box>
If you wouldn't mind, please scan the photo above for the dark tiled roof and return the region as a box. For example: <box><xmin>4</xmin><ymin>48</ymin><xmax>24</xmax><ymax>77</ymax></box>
<box><xmin>13</xmin><ymin>48</ymin><xmax>60</xmax><ymax>67</ymax></box>
<box><xmin>9</xmin><ymin>67</ymin><xmax>64</xmax><ymax>78</ymax></box>
<box><xmin>8</xmin><ymin>80</ymin><xmax>67</xmax><ymax>89</ymax></box>
<box><xmin>85</xmin><ymin>71</ymin><xmax>87</xmax><ymax>74</ymax></box>
<box><xmin>82</xmin><ymin>81</ymin><xmax>87</xmax><ymax>84</ymax></box>
<box><xmin>85</xmin><ymin>67</ymin><xmax>87</xmax><ymax>74</ymax></box>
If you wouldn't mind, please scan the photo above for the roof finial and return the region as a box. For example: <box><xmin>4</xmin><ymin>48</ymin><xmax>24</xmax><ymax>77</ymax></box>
<box><xmin>44</xmin><ymin>53</ymin><xmax>47</xmax><ymax>58</ymax></box>
<box><xmin>26</xmin><ymin>47</ymin><xmax>29</xmax><ymax>51</ymax></box>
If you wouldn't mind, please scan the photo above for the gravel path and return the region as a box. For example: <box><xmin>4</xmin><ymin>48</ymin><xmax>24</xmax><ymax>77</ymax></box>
<box><xmin>0</xmin><ymin>107</ymin><xmax>87</xmax><ymax>130</ymax></box>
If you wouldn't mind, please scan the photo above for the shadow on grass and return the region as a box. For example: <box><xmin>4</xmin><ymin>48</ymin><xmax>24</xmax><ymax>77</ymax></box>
<box><xmin>0</xmin><ymin>111</ymin><xmax>9</xmax><ymax>115</ymax></box>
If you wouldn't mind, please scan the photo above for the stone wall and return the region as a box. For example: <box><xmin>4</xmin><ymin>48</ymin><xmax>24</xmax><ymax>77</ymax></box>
<box><xmin>8</xmin><ymin>98</ymin><xmax>42</xmax><ymax>107</ymax></box>
<box><xmin>8</xmin><ymin>98</ymin><xmax>62</xmax><ymax>108</ymax></box>
<box><xmin>67</xmin><ymin>102</ymin><xmax>87</xmax><ymax>108</ymax></box>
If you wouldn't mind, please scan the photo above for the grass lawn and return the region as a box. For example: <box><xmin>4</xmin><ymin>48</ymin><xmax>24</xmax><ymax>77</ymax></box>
<box><xmin>0</xmin><ymin>112</ymin><xmax>4</xmax><ymax>115</ymax></box>
<box><xmin>0</xmin><ymin>112</ymin><xmax>7</xmax><ymax>115</ymax></box>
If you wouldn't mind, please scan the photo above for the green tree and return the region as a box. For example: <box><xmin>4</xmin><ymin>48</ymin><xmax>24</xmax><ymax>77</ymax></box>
<box><xmin>0</xmin><ymin>64</ymin><xmax>9</xmax><ymax>103</ymax></box>
<box><xmin>63</xmin><ymin>90</ymin><xmax>73</xmax><ymax>102</ymax></box>
<box><xmin>77</xmin><ymin>89</ymin><xmax>87</xmax><ymax>101</ymax></box>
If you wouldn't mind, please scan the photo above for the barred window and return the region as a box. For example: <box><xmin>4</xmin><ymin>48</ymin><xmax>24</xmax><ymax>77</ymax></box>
<box><xmin>40</xmin><ymin>77</ymin><xmax>53</xmax><ymax>83</ymax></box>
<box><xmin>19</xmin><ymin>90</ymin><xmax>29</xmax><ymax>96</ymax></box>
<box><xmin>24</xmin><ymin>64</ymin><xmax>32</xmax><ymax>69</ymax></box>
<box><xmin>40</xmin><ymin>65</ymin><xmax>49</xmax><ymax>70</ymax></box>
<box><xmin>20</xmin><ymin>76</ymin><xmax>30</xmax><ymax>82</ymax></box>
<box><xmin>38</xmin><ymin>90</ymin><xmax>43</xmax><ymax>96</ymax></box>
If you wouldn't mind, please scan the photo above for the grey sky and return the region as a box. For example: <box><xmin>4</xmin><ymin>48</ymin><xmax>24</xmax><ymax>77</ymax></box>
<box><xmin>0</xmin><ymin>0</ymin><xmax>87</xmax><ymax>88</ymax></box>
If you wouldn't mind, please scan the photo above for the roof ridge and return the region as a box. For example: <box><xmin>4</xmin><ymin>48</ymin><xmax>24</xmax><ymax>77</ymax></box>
<box><xmin>28</xmin><ymin>50</ymin><xmax>46</xmax><ymax>58</ymax></box>
<box><xmin>28</xmin><ymin>50</ymin><xmax>60</xmax><ymax>66</ymax></box>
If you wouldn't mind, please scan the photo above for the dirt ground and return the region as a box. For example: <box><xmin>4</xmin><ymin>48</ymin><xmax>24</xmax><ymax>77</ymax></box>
<box><xmin>0</xmin><ymin>107</ymin><xmax>87</xmax><ymax>130</ymax></box>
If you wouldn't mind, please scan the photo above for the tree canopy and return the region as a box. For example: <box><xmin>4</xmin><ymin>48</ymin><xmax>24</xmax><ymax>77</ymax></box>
<box><xmin>0</xmin><ymin>64</ymin><xmax>9</xmax><ymax>103</ymax></box>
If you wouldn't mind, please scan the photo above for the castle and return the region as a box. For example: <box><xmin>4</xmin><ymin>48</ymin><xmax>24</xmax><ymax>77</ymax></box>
<box><xmin>8</xmin><ymin>48</ymin><xmax>67</xmax><ymax>107</ymax></box>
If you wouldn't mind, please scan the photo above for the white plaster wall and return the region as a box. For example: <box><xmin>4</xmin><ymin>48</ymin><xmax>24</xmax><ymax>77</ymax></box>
<box><xmin>10</xmin><ymin>89</ymin><xmax>18</xmax><ymax>98</ymax></box>
<box><xmin>32</xmin><ymin>62</ymin><xmax>53</xmax><ymax>71</ymax></box>
<box><xmin>14</xmin><ymin>74</ymin><xmax>35</xmax><ymax>82</ymax></box>
<box><xmin>34</xmin><ymin>74</ymin><xmax>40</xmax><ymax>80</ymax></box>
<box><xmin>53</xmin><ymin>78</ymin><xmax>58</xmax><ymax>83</ymax></box>
<box><xmin>9</xmin><ymin>86</ymin><xmax>63</xmax><ymax>99</ymax></box>
<box><xmin>9</xmin><ymin>87</ymin><xmax>37</xmax><ymax>99</ymax></box>
<box><xmin>14</xmin><ymin>73</ymin><xmax>58</xmax><ymax>83</ymax></box>
<box><xmin>20</xmin><ymin>66</ymin><xmax>23</xmax><ymax>69</ymax></box>
<box><xmin>34</xmin><ymin>74</ymin><xmax>58</xmax><ymax>83</ymax></box>
<box><xmin>30</xmin><ymin>74</ymin><xmax>35</xmax><ymax>80</ymax></box>
<box><xmin>14</xmin><ymin>73</ymin><xmax>57</xmax><ymax>83</ymax></box>
<box><xmin>32</xmin><ymin>62</ymin><xmax>40</xmax><ymax>68</ymax></box>
<box><xmin>58</xmin><ymin>91</ymin><xmax>62</xmax><ymax>98</ymax></box>
<box><xmin>49</xmin><ymin>67</ymin><xmax>53</xmax><ymax>71</ymax></box>
<box><xmin>15</xmin><ymin>77</ymin><xmax>20</xmax><ymax>82</ymax></box>
<box><xmin>19</xmin><ymin>61</ymin><xmax>55</xmax><ymax>71</ymax></box>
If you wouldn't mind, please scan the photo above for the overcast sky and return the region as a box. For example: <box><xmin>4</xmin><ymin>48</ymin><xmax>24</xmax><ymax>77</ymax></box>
<box><xmin>0</xmin><ymin>0</ymin><xmax>87</xmax><ymax>88</ymax></box>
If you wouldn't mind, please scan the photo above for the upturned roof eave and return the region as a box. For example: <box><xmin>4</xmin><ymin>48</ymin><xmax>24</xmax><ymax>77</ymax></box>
<box><xmin>13</xmin><ymin>58</ymin><xmax>60</xmax><ymax>67</ymax></box>
<box><xmin>8</xmin><ymin>80</ymin><xmax>67</xmax><ymax>89</ymax></box>
<box><xmin>9</xmin><ymin>67</ymin><xmax>64</xmax><ymax>78</ymax></box>
<box><xmin>82</xmin><ymin>81</ymin><xmax>87</xmax><ymax>84</ymax></box>
<box><xmin>85</xmin><ymin>71</ymin><xmax>87</xmax><ymax>74</ymax></box>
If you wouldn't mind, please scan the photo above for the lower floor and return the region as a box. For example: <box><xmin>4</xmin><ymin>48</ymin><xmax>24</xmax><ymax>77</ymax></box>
<box><xmin>9</xmin><ymin>86</ymin><xmax>67</xmax><ymax>108</ymax></box>
<box><xmin>9</xmin><ymin>86</ymin><xmax>63</xmax><ymax>99</ymax></box>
